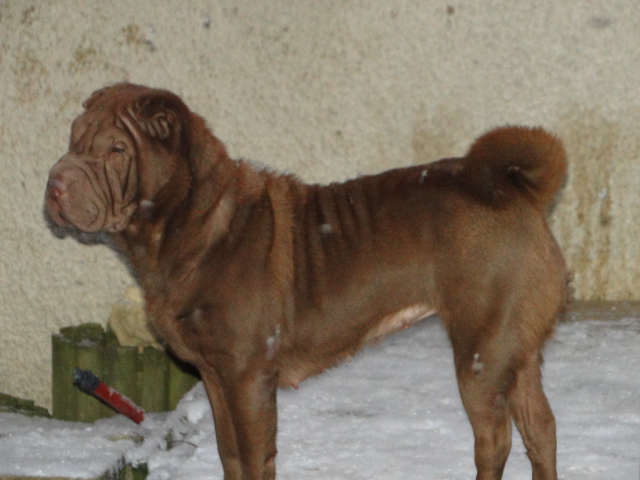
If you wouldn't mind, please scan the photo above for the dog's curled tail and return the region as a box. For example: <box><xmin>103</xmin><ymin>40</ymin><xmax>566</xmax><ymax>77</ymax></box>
<box><xmin>464</xmin><ymin>126</ymin><xmax>567</xmax><ymax>210</ymax></box>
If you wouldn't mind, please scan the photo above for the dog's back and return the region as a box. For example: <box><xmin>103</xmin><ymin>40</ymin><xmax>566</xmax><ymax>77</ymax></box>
<box><xmin>284</xmin><ymin>126</ymin><xmax>566</xmax><ymax>349</ymax></box>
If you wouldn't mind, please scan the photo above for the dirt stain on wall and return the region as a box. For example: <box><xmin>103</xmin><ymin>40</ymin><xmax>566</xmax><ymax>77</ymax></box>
<box><xmin>554</xmin><ymin>108</ymin><xmax>618</xmax><ymax>299</ymax></box>
<box><xmin>12</xmin><ymin>47</ymin><xmax>48</xmax><ymax>104</ymax></box>
<box><xmin>20</xmin><ymin>5</ymin><xmax>36</xmax><ymax>26</ymax></box>
<box><xmin>121</xmin><ymin>23</ymin><xmax>157</xmax><ymax>52</ymax></box>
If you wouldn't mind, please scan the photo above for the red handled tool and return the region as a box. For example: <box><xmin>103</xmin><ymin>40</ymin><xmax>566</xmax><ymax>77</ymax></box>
<box><xmin>73</xmin><ymin>367</ymin><xmax>145</xmax><ymax>424</ymax></box>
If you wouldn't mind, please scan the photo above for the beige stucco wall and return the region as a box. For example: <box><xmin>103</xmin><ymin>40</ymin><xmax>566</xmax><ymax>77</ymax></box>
<box><xmin>1</xmin><ymin>0</ymin><xmax>639</xmax><ymax>408</ymax></box>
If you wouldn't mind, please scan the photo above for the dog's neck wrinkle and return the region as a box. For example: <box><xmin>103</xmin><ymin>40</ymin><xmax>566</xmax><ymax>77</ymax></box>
<box><xmin>129</xmin><ymin>131</ymin><xmax>234</xmax><ymax>230</ymax></box>
<box><xmin>122</xmin><ymin>158</ymin><xmax>238</xmax><ymax>291</ymax></box>
<box><xmin>120</xmin><ymin>153</ymin><xmax>277</xmax><ymax>305</ymax></box>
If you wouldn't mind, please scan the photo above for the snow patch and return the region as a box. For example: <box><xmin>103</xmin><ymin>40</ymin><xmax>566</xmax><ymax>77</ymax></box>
<box><xmin>472</xmin><ymin>352</ymin><xmax>484</xmax><ymax>375</ymax></box>
<box><xmin>320</xmin><ymin>224</ymin><xmax>333</xmax><ymax>234</ymax></box>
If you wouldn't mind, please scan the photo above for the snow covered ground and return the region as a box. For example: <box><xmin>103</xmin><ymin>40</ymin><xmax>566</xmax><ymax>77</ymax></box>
<box><xmin>1</xmin><ymin>316</ymin><xmax>639</xmax><ymax>479</ymax></box>
<box><xmin>0</xmin><ymin>413</ymin><xmax>140</xmax><ymax>478</ymax></box>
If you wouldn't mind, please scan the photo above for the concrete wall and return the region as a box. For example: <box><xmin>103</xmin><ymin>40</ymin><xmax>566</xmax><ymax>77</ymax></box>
<box><xmin>1</xmin><ymin>0</ymin><xmax>639</xmax><ymax>408</ymax></box>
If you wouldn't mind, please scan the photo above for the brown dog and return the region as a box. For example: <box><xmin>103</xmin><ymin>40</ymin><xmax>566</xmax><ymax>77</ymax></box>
<box><xmin>45</xmin><ymin>83</ymin><xmax>567</xmax><ymax>480</ymax></box>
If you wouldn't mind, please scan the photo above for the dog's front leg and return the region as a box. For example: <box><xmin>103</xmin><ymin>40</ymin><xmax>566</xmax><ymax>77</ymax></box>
<box><xmin>200</xmin><ymin>363</ymin><xmax>278</xmax><ymax>480</ymax></box>
<box><xmin>201</xmin><ymin>368</ymin><xmax>244</xmax><ymax>479</ymax></box>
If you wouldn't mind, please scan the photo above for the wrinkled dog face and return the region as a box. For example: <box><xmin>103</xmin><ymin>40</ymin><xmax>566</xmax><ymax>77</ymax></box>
<box><xmin>45</xmin><ymin>83</ymin><xmax>184</xmax><ymax>233</ymax></box>
<box><xmin>46</xmin><ymin>103</ymin><xmax>139</xmax><ymax>233</ymax></box>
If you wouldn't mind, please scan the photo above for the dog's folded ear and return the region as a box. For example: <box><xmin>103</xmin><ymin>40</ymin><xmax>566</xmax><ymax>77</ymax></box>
<box><xmin>82</xmin><ymin>85</ymin><xmax>115</xmax><ymax>110</ymax></box>
<box><xmin>129</xmin><ymin>95</ymin><xmax>183</xmax><ymax>141</ymax></box>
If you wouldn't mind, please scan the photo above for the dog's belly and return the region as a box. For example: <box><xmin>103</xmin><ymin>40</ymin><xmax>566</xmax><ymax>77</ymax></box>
<box><xmin>277</xmin><ymin>303</ymin><xmax>435</xmax><ymax>389</ymax></box>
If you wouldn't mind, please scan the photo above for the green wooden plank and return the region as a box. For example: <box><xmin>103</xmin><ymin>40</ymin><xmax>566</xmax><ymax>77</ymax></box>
<box><xmin>51</xmin><ymin>333</ymin><xmax>78</xmax><ymax>421</ymax></box>
<box><xmin>167</xmin><ymin>356</ymin><xmax>199</xmax><ymax>411</ymax></box>
<box><xmin>103</xmin><ymin>344</ymin><xmax>140</xmax><ymax>410</ymax></box>
<box><xmin>138</xmin><ymin>347</ymin><xmax>169</xmax><ymax>413</ymax></box>
<box><xmin>75</xmin><ymin>341</ymin><xmax>109</xmax><ymax>422</ymax></box>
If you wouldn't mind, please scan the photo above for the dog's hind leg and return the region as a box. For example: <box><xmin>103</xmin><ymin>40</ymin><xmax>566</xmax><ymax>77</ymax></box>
<box><xmin>454</xmin><ymin>348</ymin><xmax>513</xmax><ymax>480</ymax></box>
<box><xmin>507</xmin><ymin>352</ymin><xmax>557</xmax><ymax>480</ymax></box>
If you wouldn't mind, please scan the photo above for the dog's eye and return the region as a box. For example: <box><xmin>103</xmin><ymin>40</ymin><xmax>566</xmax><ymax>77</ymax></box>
<box><xmin>112</xmin><ymin>144</ymin><xmax>126</xmax><ymax>154</ymax></box>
